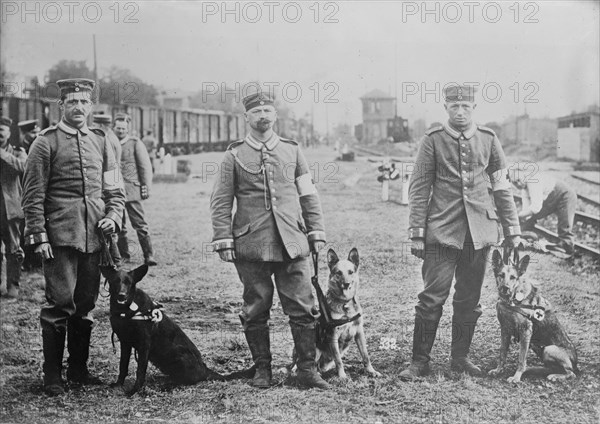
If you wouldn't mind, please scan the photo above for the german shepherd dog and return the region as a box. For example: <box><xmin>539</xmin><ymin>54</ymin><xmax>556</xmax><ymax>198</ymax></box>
<box><xmin>102</xmin><ymin>265</ymin><xmax>253</xmax><ymax>395</ymax></box>
<box><xmin>489</xmin><ymin>247</ymin><xmax>579</xmax><ymax>383</ymax></box>
<box><xmin>312</xmin><ymin>248</ymin><xmax>381</xmax><ymax>380</ymax></box>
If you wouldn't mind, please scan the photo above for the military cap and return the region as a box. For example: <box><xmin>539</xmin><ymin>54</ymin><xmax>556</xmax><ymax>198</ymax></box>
<box><xmin>56</xmin><ymin>78</ymin><xmax>95</xmax><ymax>97</ymax></box>
<box><xmin>444</xmin><ymin>84</ymin><xmax>477</xmax><ymax>102</ymax></box>
<box><xmin>93</xmin><ymin>114</ymin><xmax>112</xmax><ymax>124</ymax></box>
<box><xmin>18</xmin><ymin>119</ymin><xmax>39</xmax><ymax>132</ymax></box>
<box><xmin>242</xmin><ymin>91</ymin><xmax>275</xmax><ymax>111</ymax></box>
<box><xmin>114</xmin><ymin>112</ymin><xmax>131</xmax><ymax>123</ymax></box>
<box><xmin>0</xmin><ymin>116</ymin><xmax>13</xmax><ymax>127</ymax></box>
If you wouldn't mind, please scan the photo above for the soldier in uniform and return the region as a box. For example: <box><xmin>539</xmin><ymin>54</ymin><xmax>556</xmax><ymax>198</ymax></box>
<box><xmin>22</xmin><ymin>79</ymin><xmax>125</xmax><ymax>396</ymax></box>
<box><xmin>17</xmin><ymin>119</ymin><xmax>40</xmax><ymax>153</ymax></box>
<box><xmin>113</xmin><ymin>114</ymin><xmax>156</xmax><ymax>266</ymax></box>
<box><xmin>400</xmin><ymin>85</ymin><xmax>522</xmax><ymax>381</ymax></box>
<box><xmin>142</xmin><ymin>129</ymin><xmax>157</xmax><ymax>173</ymax></box>
<box><xmin>0</xmin><ymin>116</ymin><xmax>27</xmax><ymax>299</ymax></box>
<box><xmin>93</xmin><ymin>114</ymin><xmax>123</xmax><ymax>266</ymax></box>
<box><xmin>210</xmin><ymin>92</ymin><xmax>330</xmax><ymax>390</ymax></box>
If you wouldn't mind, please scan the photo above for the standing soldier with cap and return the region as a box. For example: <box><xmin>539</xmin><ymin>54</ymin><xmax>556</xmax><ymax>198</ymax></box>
<box><xmin>0</xmin><ymin>116</ymin><xmax>27</xmax><ymax>299</ymax></box>
<box><xmin>22</xmin><ymin>78</ymin><xmax>125</xmax><ymax>396</ymax></box>
<box><xmin>113</xmin><ymin>113</ymin><xmax>156</xmax><ymax>266</ymax></box>
<box><xmin>210</xmin><ymin>91</ymin><xmax>330</xmax><ymax>390</ymax></box>
<box><xmin>17</xmin><ymin>119</ymin><xmax>40</xmax><ymax>153</ymax></box>
<box><xmin>400</xmin><ymin>84</ymin><xmax>521</xmax><ymax>381</ymax></box>
<box><xmin>142</xmin><ymin>129</ymin><xmax>157</xmax><ymax>173</ymax></box>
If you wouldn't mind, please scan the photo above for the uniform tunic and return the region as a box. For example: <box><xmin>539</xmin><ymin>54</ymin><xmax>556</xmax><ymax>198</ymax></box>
<box><xmin>210</xmin><ymin>133</ymin><xmax>326</xmax><ymax>329</ymax></box>
<box><xmin>408</xmin><ymin>122</ymin><xmax>520</xmax><ymax>321</ymax></box>
<box><xmin>0</xmin><ymin>143</ymin><xmax>26</xmax><ymax>270</ymax></box>
<box><xmin>22</xmin><ymin>119</ymin><xmax>125</xmax><ymax>327</ymax></box>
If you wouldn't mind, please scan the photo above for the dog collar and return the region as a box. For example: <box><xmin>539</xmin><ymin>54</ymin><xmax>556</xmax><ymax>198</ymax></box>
<box><xmin>112</xmin><ymin>301</ymin><xmax>164</xmax><ymax>322</ymax></box>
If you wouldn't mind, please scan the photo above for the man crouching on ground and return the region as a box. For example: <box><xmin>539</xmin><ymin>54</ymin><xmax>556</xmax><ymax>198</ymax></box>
<box><xmin>210</xmin><ymin>91</ymin><xmax>329</xmax><ymax>389</ymax></box>
<box><xmin>401</xmin><ymin>84</ymin><xmax>521</xmax><ymax>381</ymax></box>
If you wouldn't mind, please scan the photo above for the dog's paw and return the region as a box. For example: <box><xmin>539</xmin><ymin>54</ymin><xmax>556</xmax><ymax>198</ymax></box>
<box><xmin>367</xmin><ymin>368</ymin><xmax>382</xmax><ymax>378</ymax></box>
<box><xmin>506</xmin><ymin>375</ymin><xmax>522</xmax><ymax>384</ymax></box>
<box><xmin>488</xmin><ymin>368</ymin><xmax>503</xmax><ymax>377</ymax></box>
<box><xmin>547</xmin><ymin>373</ymin><xmax>569</xmax><ymax>382</ymax></box>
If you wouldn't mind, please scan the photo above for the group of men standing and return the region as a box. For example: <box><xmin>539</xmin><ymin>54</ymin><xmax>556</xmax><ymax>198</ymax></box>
<box><xmin>1</xmin><ymin>78</ymin><xmax>156</xmax><ymax>395</ymax></box>
<box><xmin>1</xmin><ymin>78</ymin><xmax>577</xmax><ymax>396</ymax></box>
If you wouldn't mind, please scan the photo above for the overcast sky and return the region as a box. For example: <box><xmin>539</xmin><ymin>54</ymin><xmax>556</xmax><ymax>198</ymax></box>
<box><xmin>2</xmin><ymin>0</ymin><xmax>599</xmax><ymax>132</ymax></box>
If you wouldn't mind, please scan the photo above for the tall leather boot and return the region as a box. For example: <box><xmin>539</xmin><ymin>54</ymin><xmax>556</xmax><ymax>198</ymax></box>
<box><xmin>42</xmin><ymin>325</ymin><xmax>66</xmax><ymax>396</ymax></box>
<box><xmin>139</xmin><ymin>235</ymin><xmax>157</xmax><ymax>266</ymax></box>
<box><xmin>6</xmin><ymin>253</ymin><xmax>22</xmax><ymax>299</ymax></box>
<box><xmin>66</xmin><ymin>318</ymin><xmax>103</xmax><ymax>385</ymax></box>
<box><xmin>244</xmin><ymin>326</ymin><xmax>272</xmax><ymax>388</ymax></box>
<box><xmin>117</xmin><ymin>233</ymin><xmax>131</xmax><ymax>262</ymax></box>
<box><xmin>399</xmin><ymin>315</ymin><xmax>440</xmax><ymax>381</ymax></box>
<box><xmin>290</xmin><ymin>325</ymin><xmax>330</xmax><ymax>390</ymax></box>
<box><xmin>450</xmin><ymin>312</ymin><xmax>482</xmax><ymax>376</ymax></box>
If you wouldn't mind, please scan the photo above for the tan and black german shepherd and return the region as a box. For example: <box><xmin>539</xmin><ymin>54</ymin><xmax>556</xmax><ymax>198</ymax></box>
<box><xmin>313</xmin><ymin>248</ymin><xmax>381</xmax><ymax>380</ymax></box>
<box><xmin>489</xmin><ymin>247</ymin><xmax>579</xmax><ymax>383</ymax></box>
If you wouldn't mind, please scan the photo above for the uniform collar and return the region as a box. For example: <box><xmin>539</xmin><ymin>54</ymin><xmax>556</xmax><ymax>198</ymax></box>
<box><xmin>58</xmin><ymin>119</ymin><xmax>90</xmax><ymax>136</ymax></box>
<box><xmin>245</xmin><ymin>132</ymin><xmax>280</xmax><ymax>151</ymax></box>
<box><xmin>443</xmin><ymin>121</ymin><xmax>477</xmax><ymax>140</ymax></box>
<box><xmin>119</xmin><ymin>135</ymin><xmax>131</xmax><ymax>145</ymax></box>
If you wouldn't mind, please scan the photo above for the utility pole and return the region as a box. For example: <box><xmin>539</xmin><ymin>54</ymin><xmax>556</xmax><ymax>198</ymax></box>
<box><xmin>92</xmin><ymin>34</ymin><xmax>98</xmax><ymax>82</ymax></box>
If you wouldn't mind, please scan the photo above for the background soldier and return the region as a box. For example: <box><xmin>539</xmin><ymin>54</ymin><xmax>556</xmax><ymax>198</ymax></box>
<box><xmin>113</xmin><ymin>114</ymin><xmax>156</xmax><ymax>266</ymax></box>
<box><xmin>17</xmin><ymin>119</ymin><xmax>40</xmax><ymax>153</ymax></box>
<box><xmin>142</xmin><ymin>129</ymin><xmax>157</xmax><ymax>173</ymax></box>
<box><xmin>402</xmin><ymin>85</ymin><xmax>521</xmax><ymax>381</ymax></box>
<box><xmin>210</xmin><ymin>92</ymin><xmax>329</xmax><ymax>390</ymax></box>
<box><xmin>22</xmin><ymin>78</ymin><xmax>125</xmax><ymax>396</ymax></box>
<box><xmin>0</xmin><ymin>116</ymin><xmax>27</xmax><ymax>299</ymax></box>
<box><xmin>93</xmin><ymin>113</ymin><xmax>124</xmax><ymax>266</ymax></box>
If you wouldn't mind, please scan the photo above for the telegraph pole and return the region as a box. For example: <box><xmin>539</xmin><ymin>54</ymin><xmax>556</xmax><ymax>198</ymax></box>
<box><xmin>92</xmin><ymin>34</ymin><xmax>98</xmax><ymax>82</ymax></box>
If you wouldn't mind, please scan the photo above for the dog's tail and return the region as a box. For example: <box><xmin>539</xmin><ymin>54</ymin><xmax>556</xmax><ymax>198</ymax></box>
<box><xmin>221</xmin><ymin>364</ymin><xmax>257</xmax><ymax>381</ymax></box>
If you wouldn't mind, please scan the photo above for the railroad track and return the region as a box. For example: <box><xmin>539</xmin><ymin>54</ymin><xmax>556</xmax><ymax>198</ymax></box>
<box><xmin>571</xmin><ymin>174</ymin><xmax>600</xmax><ymax>186</ymax></box>
<box><xmin>578</xmin><ymin>193</ymin><xmax>600</xmax><ymax>208</ymax></box>
<box><xmin>514</xmin><ymin>194</ymin><xmax>600</xmax><ymax>260</ymax></box>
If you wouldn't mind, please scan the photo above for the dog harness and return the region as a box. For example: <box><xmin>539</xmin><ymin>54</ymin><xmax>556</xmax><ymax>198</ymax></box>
<box><xmin>502</xmin><ymin>302</ymin><xmax>546</xmax><ymax>322</ymax></box>
<box><xmin>112</xmin><ymin>300</ymin><xmax>164</xmax><ymax>322</ymax></box>
<box><xmin>311</xmin><ymin>253</ymin><xmax>361</xmax><ymax>330</ymax></box>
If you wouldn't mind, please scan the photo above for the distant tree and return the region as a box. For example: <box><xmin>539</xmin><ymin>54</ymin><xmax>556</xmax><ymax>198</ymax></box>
<box><xmin>98</xmin><ymin>66</ymin><xmax>158</xmax><ymax>105</ymax></box>
<box><xmin>484</xmin><ymin>122</ymin><xmax>502</xmax><ymax>139</ymax></box>
<box><xmin>46</xmin><ymin>60</ymin><xmax>94</xmax><ymax>83</ymax></box>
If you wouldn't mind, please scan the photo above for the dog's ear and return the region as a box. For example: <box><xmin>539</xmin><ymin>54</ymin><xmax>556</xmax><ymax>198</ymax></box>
<box><xmin>348</xmin><ymin>248</ymin><xmax>359</xmax><ymax>269</ymax></box>
<box><xmin>517</xmin><ymin>255</ymin><xmax>530</xmax><ymax>277</ymax></box>
<box><xmin>492</xmin><ymin>250</ymin><xmax>504</xmax><ymax>275</ymax></box>
<box><xmin>99</xmin><ymin>266</ymin><xmax>117</xmax><ymax>281</ymax></box>
<box><xmin>131</xmin><ymin>264</ymin><xmax>149</xmax><ymax>284</ymax></box>
<box><xmin>327</xmin><ymin>249</ymin><xmax>339</xmax><ymax>270</ymax></box>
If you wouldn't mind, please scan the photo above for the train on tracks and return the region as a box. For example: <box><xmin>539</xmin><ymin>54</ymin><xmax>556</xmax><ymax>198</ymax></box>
<box><xmin>1</xmin><ymin>96</ymin><xmax>247</xmax><ymax>154</ymax></box>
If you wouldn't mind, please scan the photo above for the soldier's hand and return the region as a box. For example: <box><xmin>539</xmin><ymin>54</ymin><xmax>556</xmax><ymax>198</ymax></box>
<box><xmin>410</xmin><ymin>238</ymin><xmax>425</xmax><ymax>260</ymax></box>
<box><xmin>141</xmin><ymin>185</ymin><xmax>149</xmax><ymax>200</ymax></box>
<box><xmin>35</xmin><ymin>242</ymin><xmax>54</xmax><ymax>261</ymax></box>
<box><xmin>310</xmin><ymin>240</ymin><xmax>325</xmax><ymax>253</ymax></box>
<box><xmin>98</xmin><ymin>218</ymin><xmax>117</xmax><ymax>235</ymax></box>
<box><xmin>218</xmin><ymin>248</ymin><xmax>236</xmax><ymax>262</ymax></box>
<box><xmin>504</xmin><ymin>235</ymin><xmax>523</xmax><ymax>249</ymax></box>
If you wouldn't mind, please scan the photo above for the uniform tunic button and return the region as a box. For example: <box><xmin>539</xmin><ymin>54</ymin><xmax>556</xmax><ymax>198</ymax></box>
<box><xmin>463</xmin><ymin>178</ymin><xmax>468</xmax><ymax>182</ymax></box>
<box><xmin>461</xmin><ymin>153</ymin><xmax>466</xmax><ymax>157</ymax></box>
<box><xmin>464</xmin><ymin>186</ymin><xmax>468</xmax><ymax>190</ymax></box>
<box><xmin>271</xmin><ymin>188</ymin><xmax>275</xmax><ymax>193</ymax></box>
<box><xmin>462</xmin><ymin>170</ymin><xmax>466</xmax><ymax>174</ymax></box>
<box><xmin>272</xmin><ymin>197</ymin><xmax>277</xmax><ymax>201</ymax></box>
<box><xmin>461</xmin><ymin>143</ymin><xmax>466</xmax><ymax>147</ymax></box>
<box><xmin>270</xmin><ymin>180</ymin><xmax>274</xmax><ymax>184</ymax></box>
<box><xmin>462</xmin><ymin>161</ymin><xmax>467</xmax><ymax>165</ymax></box>
<box><xmin>273</xmin><ymin>205</ymin><xmax>277</xmax><ymax>210</ymax></box>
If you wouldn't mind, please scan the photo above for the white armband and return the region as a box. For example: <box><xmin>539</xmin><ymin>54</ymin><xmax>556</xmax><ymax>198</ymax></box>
<box><xmin>490</xmin><ymin>168</ymin><xmax>511</xmax><ymax>191</ymax></box>
<box><xmin>295</xmin><ymin>173</ymin><xmax>317</xmax><ymax>197</ymax></box>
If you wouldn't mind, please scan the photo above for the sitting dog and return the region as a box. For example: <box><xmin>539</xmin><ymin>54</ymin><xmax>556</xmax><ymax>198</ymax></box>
<box><xmin>488</xmin><ymin>247</ymin><xmax>579</xmax><ymax>383</ymax></box>
<box><xmin>308</xmin><ymin>248</ymin><xmax>381</xmax><ymax>380</ymax></box>
<box><xmin>102</xmin><ymin>264</ymin><xmax>253</xmax><ymax>395</ymax></box>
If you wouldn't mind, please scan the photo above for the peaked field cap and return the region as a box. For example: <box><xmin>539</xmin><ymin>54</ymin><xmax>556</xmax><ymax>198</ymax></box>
<box><xmin>444</xmin><ymin>84</ymin><xmax>477</xmax><ymax>102</ymax></box>
<box><xmin>56</xmin><ymin>78</ymin><xmax>95</xmax><ymax>96</ymax></box>
<box><xmin>0</xmin><ymin>116</ymin><xmax>13</xmax><ymax>127</ymax></box>
<box><xmin>114</xmin><ymin>112</ymin><xmax>131</xmax><ymax>123</ymax></box>
<box><xmin>18</xmin><ymin>119</ymin><xmax>39</xmax><ymax>131</ymax></box>
<box><xmin>93</xmin><ymin>114</ymin><xmax>112</xmax><ymax>124</ymax></box>
<box><xmin>242</xmin><ymin>91</ymin><xmax>275</xmax><ymax>111</ymax></box>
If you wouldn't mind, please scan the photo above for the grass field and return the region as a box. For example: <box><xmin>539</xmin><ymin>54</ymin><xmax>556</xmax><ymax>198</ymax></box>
<box><xmin>1</xmin><ymin>146</ymin><xmax>599</xmax><ymax>423</ymax></box>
